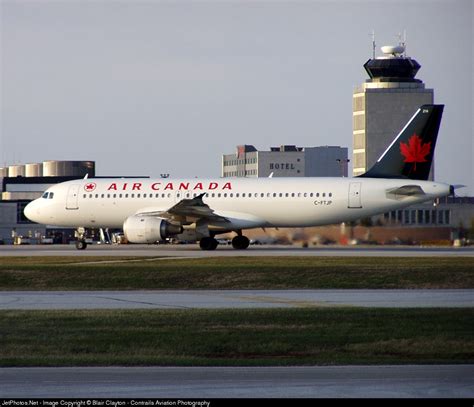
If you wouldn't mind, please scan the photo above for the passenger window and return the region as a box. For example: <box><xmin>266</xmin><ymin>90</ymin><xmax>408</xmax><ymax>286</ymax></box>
<box><xmin>285</xmin><ymin>193</ymin><xmax>289</xmax><ymax>197</ymax></box>
<box><xmin>291</xmin><ymin>193</ymin><xmax>295</xmax><ymax>197</ymax></box>
<box><xmin>125</xmin><ymin>194</ymin><xmax>129</xmax><ymax>198</ymax></box>
<box><xmin>242</xmin><ymin>193</ymin><xmax>246</xmax><ymax>197</ymax></box>
<box><xmin>304</xmin><ymin>193</ymin><xmax>307</xmax><ymax>197</ymax></box>
<box><xmin>316</xmin><ymin>193</ymin><xmax>320</xmax><ymax>197</ymax></box>
<box><xmin>310</xmin><ymin>193</ymin><xmax>313</xmax><ymax>197</ymax></box>
<box><xmin>89</xmin><ymin>194</ymin><xmax>93</xmax><ymax>198</ymax></box>
<box><xmin>230</xmin><ymin>193</ymin><xmax>233</xmax><ymax>197</ymax></box>
<box><xmin>95</xmin><ymin>194</ymin><xmax>98</xmax><ymax>198</ymax></box>
<box><xmin>279</xmin><ymin>193</ymin><xmax>283</xmax><ymax>197</ymax></box>
<box><xmin>273</xmin><ymin>193</ymin><xmax>276</xmax><ymax>197</ymax></box>
<box><xmin>101</xmin><ymin>194</ymin><xmax>105</xmax><ymax>198</ymax></box>
<box><xmin>329</xmin><ymin>193</ymin><xmax>332</xmax><ymax>197</ymax></box>
<box><xmin>224</xmin><ymin>193</ymin><xmax>227</xmax><ymax>198</ymax></box>
<box><xmin>131</xmin><ymin>194</ymin><xmax>135</xmax><ymax>198</ymax></box>
<box><xmin>322</xmin><ymin>193</ymin><xmax>326</xmax><ymax>197</ymax></box>
<box><xmin>119</xmin><ymin>194</ymin><xmax>123</xmax><ymax>198</ymax></box>
<box><xmin>236</xmin><ymin>193</ymin><xmax>239</xmax><ymax>198</ymax></box>
<box><xmin>212</xmin><ymin>193</ymin><xmax>215</xmax><ymax>198</ymax></box>
<box><xmin>218</xmin><ymin>193</ymin><xmax>221</xmax><ymax>198</ymax></box>
<box><xmin>83</xmin><ymin>194</ymin><xmax>86</xmax><ymax>198</ymax></box>
<box><xmin>107</xmin><ymin>194</ymin><xmax>110</xmax><ymax>198</ymax></box>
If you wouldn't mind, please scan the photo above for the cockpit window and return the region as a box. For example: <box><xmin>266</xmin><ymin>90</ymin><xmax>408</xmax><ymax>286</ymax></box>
<box><xmin>42</xmin><ymin>192</ymin><xmax>49</xmax><ymax>199</ymax></box>
<box><xmin>49</xmin><ymin>192</ymin><xmax>54</xmax><ymax>199</ymax></box>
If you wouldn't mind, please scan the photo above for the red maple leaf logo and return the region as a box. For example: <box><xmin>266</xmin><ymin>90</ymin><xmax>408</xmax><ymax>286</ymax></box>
<box><xmin>84</xmin><ymin>182</ymin><xmax>96</xmax><ymax>192</ymax></box>
<box><xmin>400</xmin><ymin>134</ymin><xmax>431</xmax><ymax>172</ymax></box>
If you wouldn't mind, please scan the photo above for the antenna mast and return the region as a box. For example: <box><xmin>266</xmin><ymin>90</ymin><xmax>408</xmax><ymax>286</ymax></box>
<box><xmin>397</xmin><ymin>30</ymin><xmax>407</xmax><ymax>56</ymax></box>
<box><xmin>371</xmin><ymin>29</ymin><xmax>376</xmax><ymax>59</ymax></box>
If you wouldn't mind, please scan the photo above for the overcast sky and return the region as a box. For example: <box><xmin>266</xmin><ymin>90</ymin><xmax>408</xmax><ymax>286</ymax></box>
<box><xmin>1</xmin><ymin>0</ymin><xmax>472</xmax><ymax>194</ymax></box>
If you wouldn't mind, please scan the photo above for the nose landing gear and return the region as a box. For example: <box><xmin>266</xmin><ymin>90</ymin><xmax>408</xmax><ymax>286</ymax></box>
<box><xmin>75</xmin><ymin>240</ymin><xmax>87</xmax><ymax>250</ymax></box>
<box><xmin>75</xmin><ymin>227</ymin><xmax>88</xmax><ymax>250</ymax></box>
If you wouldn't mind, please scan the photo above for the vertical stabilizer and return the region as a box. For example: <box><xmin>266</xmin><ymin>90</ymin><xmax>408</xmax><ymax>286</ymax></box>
<box><xmin>360</xmin><ymin>104</ymin><xmax>444</xmax><ymax>180</ymax></box>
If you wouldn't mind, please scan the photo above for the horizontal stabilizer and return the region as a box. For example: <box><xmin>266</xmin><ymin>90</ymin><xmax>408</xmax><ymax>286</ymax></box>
<box><xmin>387</xmin><ymin>185</ymin><xmax>425</xmax><ymax>198</ymax></box>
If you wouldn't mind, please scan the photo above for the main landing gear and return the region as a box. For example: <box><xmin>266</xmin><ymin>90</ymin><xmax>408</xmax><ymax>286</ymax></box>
<box><xmin>199</xmin><ymin>237</ymin><xmax>219</xmax><ymax>251</ymax></box>
<box><xmin>198</xmin><ymin>235</ymin><xmax>250</xmax><ymax>251</ymax></box>
<box><xmin>231</xmin><ymin>235</ymin><xmax>250</xmax><ymax>250</ymax></box>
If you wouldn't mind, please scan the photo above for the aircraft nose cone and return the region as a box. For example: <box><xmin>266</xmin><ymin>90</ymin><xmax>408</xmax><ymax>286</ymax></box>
<box><xmin>24</xmin><ymin>201</ymin><xmax>39</xmax><ymax>223</ymax></box>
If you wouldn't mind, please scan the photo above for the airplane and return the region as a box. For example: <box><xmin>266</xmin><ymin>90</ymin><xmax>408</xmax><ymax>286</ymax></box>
<box><xmin>24</xmin><ymin>104</ymin><xmax>455</xmax><ymax>250</ymax></box>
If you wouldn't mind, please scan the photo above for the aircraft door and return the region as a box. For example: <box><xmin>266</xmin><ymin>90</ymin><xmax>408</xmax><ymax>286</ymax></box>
<box><xmin>348</xmin><ymin>182</ymin><xmax>362</xmax><ymax>208</ymax></box>
<box><xmin>66</xmin><ymin>185</ymin><xmax>80</xmax><ymax>210</ymax></box>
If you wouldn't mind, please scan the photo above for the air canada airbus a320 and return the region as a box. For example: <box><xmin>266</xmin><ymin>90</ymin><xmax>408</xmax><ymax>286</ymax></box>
<box><xmin>25</xmin><ymin>104</ymin><xmax>456</xmax><ymax>250</ymax></box>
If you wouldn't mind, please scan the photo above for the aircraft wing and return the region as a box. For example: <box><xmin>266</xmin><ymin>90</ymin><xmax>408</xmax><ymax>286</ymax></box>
<box><xmin>135</xmin><ymin>193</ymin><xmax>230</xmax><ymax>224</ymax></box>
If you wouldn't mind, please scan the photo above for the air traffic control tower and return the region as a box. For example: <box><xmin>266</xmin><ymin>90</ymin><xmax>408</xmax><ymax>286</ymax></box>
<box><xmin>352</xmin><ymin>44</ymin><xmax>434</xmax><ymax>179</ymax></box>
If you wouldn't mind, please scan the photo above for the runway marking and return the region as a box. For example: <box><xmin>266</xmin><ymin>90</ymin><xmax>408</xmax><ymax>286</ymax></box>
<box><xmin>231</xmin><ymin>294</ymin><xmax>346</xmax><ymax>308</ymax></box>
<box><xmin>91</xmin><ymin>294</ymin><xmax>192</xmax><ymax>309</ymax></box>
<box><xmin>63</xmin><ymin>257</ymin><xmax>195</xmax><ymax>265</ymax></box>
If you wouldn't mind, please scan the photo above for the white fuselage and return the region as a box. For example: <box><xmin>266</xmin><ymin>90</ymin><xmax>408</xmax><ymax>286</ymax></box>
<box><xmin>24</xmin><ymin>177</ymin><xmax>451</xmax><ymax>232</ymax></box>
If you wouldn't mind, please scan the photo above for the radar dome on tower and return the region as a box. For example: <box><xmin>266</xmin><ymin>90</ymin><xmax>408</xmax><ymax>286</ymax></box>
<box><xmin>381</xmin><ymin>45</ymin><xmax>405</xmax><ymax>56</ymax></box>
<box><xmin>363</xmin><ymin>44</ymin><xmax>421</xmax><ymax>82</ymax></box>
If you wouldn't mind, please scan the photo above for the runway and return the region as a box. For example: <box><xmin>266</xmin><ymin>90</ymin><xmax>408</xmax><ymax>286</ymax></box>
<box><xmin>1</xmin><ymin>244</ymin><xmax>474</xmax><ymax>257</ymax></box>
<box><xmin>1</xmin><ymin>365</ymin><xmax>472</xmax><ymax>398</ymax></box>
<box><xmin>1</xmin><ymin>289</ymin><xmax>472</xmax><ymax>309</ymax></box>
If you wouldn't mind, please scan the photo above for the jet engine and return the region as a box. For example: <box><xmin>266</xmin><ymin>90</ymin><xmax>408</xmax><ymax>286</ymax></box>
<box><xmin>123</xmin><ymin>215</ymin><xmax>183</xmax><ymax>243</ymax></box>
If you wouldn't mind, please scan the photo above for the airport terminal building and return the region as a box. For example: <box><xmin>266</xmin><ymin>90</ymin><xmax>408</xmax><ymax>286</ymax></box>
<box><xmin>0</xmin><ymin>161</ymin><xmax>95</xmax><ymax>244</ymax></box>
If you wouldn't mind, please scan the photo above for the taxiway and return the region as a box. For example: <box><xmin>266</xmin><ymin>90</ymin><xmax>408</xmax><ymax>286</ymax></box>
<box><xmin>1</xmin><ymin>289</ymin><xmax>472</xmax><ymax>309</ymax></box>
<box><xmin>1</xmin><ymin>365</ymin><xmax>473</xmax><ymax>398</ymax></box>
<box><xmin>1</xmin><ymin>244</ymin><xmax>473</xmax><ymax>257</ymax></box>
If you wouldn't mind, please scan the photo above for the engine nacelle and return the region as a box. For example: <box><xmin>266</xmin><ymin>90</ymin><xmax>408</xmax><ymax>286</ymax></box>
<box><xmin>123</xmin><ymin>215</ymin><xmax>183</xmax><ymax>243</ymax></box>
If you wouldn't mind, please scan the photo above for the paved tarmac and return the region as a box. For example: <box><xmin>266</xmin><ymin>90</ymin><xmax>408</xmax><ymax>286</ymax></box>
<box><xmin>1</xmin><ymin>244</ymin><xmax>473</xmax><ymax>257</ymax></box>
<box><xmin>1</xmin><ymin>289</ymin><xmax>472</xmax><ymax>309</ymax></box>
<box><xmin>1</xmin><ymin>365</ymin><xmax>473</xmax><ymax>398</ymax></box>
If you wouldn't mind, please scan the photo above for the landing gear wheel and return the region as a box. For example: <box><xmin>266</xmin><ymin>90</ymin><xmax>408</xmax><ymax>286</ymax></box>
<box><xmin>232</xmin><ymin>235</ymin><xmax>250</xmax><ymax>250</ymax></box>
<box><xmin>75</xmin><ymin>240</ymin><xmax>88</xmax><ymax>250</ymax></box>
<box><xmin>199</xmin><ymin>237</ymin><xmax>218</xmax><ymax>251</ymax></box>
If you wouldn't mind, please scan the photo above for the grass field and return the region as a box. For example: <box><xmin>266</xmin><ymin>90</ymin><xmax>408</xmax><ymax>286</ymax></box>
<box><xmin>1</xmin><ymin>308</ymin><xmax>473</xmax><ymax>367</ymax></box>
<box><xmin>0</xmin><ymin>256</ymin><xmax>473</xmax><ymax>290</ymax></box>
